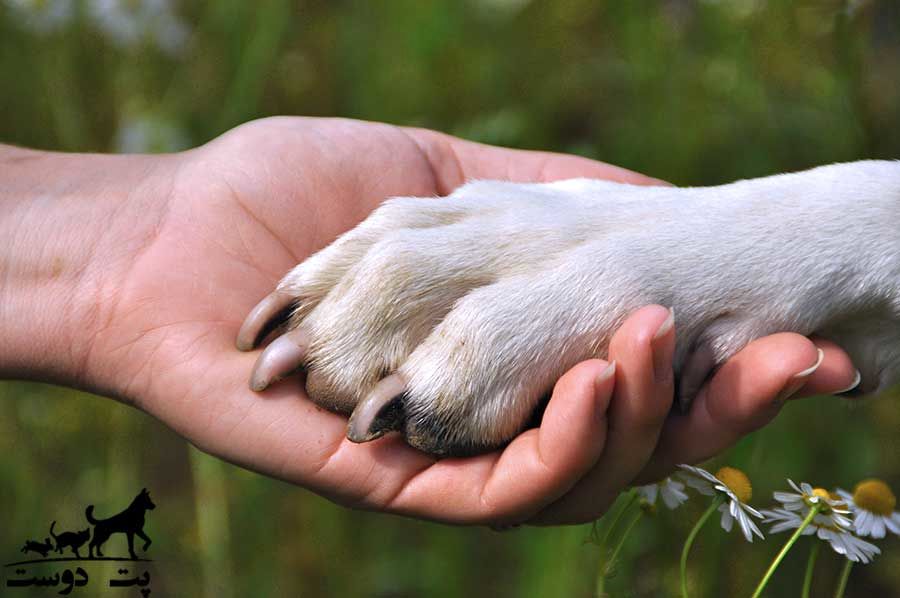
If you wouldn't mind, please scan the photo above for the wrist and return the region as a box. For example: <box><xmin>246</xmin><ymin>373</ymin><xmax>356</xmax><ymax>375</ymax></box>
<box><xmin>0</xmin><ymin>145</ymin><xmax>176</xmax><ymax>391</ymax></box>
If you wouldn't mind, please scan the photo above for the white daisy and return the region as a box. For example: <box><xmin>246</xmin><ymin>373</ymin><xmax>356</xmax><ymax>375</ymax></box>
<box><xmin>636</xmin><ymin>477</ymin><xmax>689</xmax><ymax>511</ymax></box>
<box><xmin>836</xmin><ymin>479</ymin><xmax>900</xmax><ymax>539</ymax></box>
<box><xmin>771</xmin><ymin>479</ymin><xmax>853</xmax><ymax>529</ymax></box>
<box><xmin>678</xmin><ymin>464</ymin><xmax>765</xmax><ymax>542</ymax></box>
<box><xmin>762</xmin><ymin>508</ymin><xmax>881</xmax><ymax>564</ymax></box>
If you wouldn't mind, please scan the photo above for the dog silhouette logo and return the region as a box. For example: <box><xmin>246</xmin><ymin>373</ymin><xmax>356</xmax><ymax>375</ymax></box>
<box><xmin>6</xmin><ymin>489</ymin><xmax>156</xmax><ymax>595</ymax></box>
<box><xmin>86</xmin><ymin>488</ymin><xmax>156</xmax><ymax>560</ymax></box>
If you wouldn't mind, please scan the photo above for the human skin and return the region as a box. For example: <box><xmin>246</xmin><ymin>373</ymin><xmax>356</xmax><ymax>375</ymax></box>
<box><xmin>0</xmin><ymin>116</ymin><xmax>859</xmax><ymax>526</ymax></box>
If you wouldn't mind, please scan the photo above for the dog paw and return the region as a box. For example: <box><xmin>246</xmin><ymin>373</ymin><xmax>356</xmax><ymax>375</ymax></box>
<box><xmin>238</xmin><ymin>180</ymin><xmax>728</xmax><ymax>455</ymax></box>
<box><xmin>234</xmin><ymin>182</ymin><xmax>633</xmax><ymax>454</ymax></box>
<box><xmin>238</xmin><ymin>163</ymin><xmax>900</xmax><ymax>455</ymax></box>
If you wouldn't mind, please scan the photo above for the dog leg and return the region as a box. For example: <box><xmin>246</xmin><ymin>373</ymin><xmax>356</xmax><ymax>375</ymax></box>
<box><xmin>126</xmin><ymin>533</ymin><xmax>137</xmax><ymax>559</ymax></box>
<box><xmin>240</xmin><ymin>161</ymin><xmax>900</xmax><ymax>455</ymax></box>
<box><xmin>136</xmin><ymin>529</ymin><xmax>151</xmax><ymax>552</ymax></box>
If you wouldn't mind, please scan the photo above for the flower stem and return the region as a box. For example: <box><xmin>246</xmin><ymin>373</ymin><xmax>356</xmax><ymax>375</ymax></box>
<box><xmin>599</xmin><ymin>490</ymin><xmax>638</xmax><ymax>546</ymax></box>
<box><xmin>750</xmin><ymin>505</ymin><xmax>820</xmax><ymax>598</ymax></box>
<box><xmin>833</xmin><ymin>559</ymin><xmax>853</xmax><ymax>598</ymax></box>
<box><xmin>801</xmin><ymin>541</ymin><xmax>820</xmax><ymax>598</ymax></box>
<box><xmin>593</xmin><ymin>490</ymin><xmax>637</xmax><ymax>597</ymax></box>
<box><xmin>680</xmin><ymin>495</ymin><xmax>724</xmax><ymax>598</ymax></box>
<box><xmin>596</xmin><ymin>509</ymin><xmax>643</xmax><ymax>597</ymax></box>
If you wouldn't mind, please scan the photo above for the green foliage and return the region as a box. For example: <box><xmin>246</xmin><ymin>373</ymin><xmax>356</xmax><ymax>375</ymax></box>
<box><xmin>2</xmin><ymin>1</ymin><xmax>899</xmax><ymax>595</ymax></box>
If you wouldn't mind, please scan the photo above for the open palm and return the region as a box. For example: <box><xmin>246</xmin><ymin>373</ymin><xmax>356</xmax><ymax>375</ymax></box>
<box><xmin>80</xmin><ymin>117</ymin><xmax>855</xmax><ymax>525</ymax></box>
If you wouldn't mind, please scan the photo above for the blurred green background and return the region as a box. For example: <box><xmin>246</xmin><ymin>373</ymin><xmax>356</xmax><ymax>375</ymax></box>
<box><xmin>2</xmin><ymin>0</ymin><xmax>899</xmax><ymax>596</ymax></box>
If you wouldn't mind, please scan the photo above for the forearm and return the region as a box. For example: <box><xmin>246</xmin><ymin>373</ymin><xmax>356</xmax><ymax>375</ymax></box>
<box><xmin>0</xmin><ymin>144</ymin><xmax>171</xmax><ymax>390</ymax></box>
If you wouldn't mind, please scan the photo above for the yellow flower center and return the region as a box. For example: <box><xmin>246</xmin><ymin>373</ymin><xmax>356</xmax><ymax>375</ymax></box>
<box><xmin>715</xmin><ymin>467</ymin><xmax>752</xmax><ymax>503</ymax></box>
<box><xmin>853</xmin><ymin>479</ymin><xmax>897</xmax><ymax>516</ymax></box>
<box><xmin>807</xmin><ymin>487</ymin><xmax>833</xmax><ymax>512</ymax></box>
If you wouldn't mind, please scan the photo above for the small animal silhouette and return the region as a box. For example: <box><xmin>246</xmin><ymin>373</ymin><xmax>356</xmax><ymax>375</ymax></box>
<box><xmin>20</xmin><ymin>537</ymin><xmax>53</xmax><ymax>558</ymax></box>
<box><xmin>50</xmin><ymin>521</ymin><xmax>90</xmax><ymax>558</ymax></box>
<box><xmin>87</xmin><ymin>488</ymin><xmax>155</xmax><ymax>559</ymax></box>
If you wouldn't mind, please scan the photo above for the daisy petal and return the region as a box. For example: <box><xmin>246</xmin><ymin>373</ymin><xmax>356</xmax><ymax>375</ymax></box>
<box><xmin>719</xmin><ymin>505</ymin><xmax>734</xmax><ymax>532</ymax></box>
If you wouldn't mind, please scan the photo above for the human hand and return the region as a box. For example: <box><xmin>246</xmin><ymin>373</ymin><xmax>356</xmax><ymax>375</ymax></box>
<box><xmin>0</xmin><ymin>117</ymin><xmax>860</xmax><ymax>525</ymax></box>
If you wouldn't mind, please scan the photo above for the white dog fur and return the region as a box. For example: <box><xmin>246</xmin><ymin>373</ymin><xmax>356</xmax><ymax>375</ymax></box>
<box><xmin>237</xmin><ymin>160</ymin><xmax>900</xmax><ymax>456</ymax></box>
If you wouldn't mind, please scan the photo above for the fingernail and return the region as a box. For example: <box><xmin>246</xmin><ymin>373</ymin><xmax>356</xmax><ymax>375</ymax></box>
<box><xmin>653</xmin><ymin>308</ymin><xmax>675</xmax><ymax>341</ymax></box>
<box><xmin>775</xmin><ymin>348</ymin><xmax>824</xmax><ymax>403</ymax></box>
<box><xmin>834</xmin><ymin>369</ymin><xmax>862</xmax><ymax>395</ymax></box>
<box><xmin>596</xmin><ymin>361</ymin><xmax>617</xmax><ymax>387</ymax></box>
<box><xmin>652</xmin><ymin>308</ymin><xmax>675</xmax><ymax>382</ymax></box>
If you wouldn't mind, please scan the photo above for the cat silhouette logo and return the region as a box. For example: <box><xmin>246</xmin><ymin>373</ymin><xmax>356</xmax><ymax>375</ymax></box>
<box><xmin>6</xmin><ymin>489</ymin><xmax>156</xmax><ymax>596</ymax></box>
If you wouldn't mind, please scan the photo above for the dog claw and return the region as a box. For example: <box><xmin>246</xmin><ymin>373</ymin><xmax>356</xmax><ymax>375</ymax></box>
<box><xmin>249</xmin><ymin>328</ymin><xmax>310</xmax><ymax>391</ymax></box>
<box><xmin>236</xmin><ymin>290</ymin><xmax>297</xmax><ymax>351</ymax></box>
<box><xmin>347</xmin><ymin>374</ymin><xmax>407</xmax><ymax>443</ymax></box>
